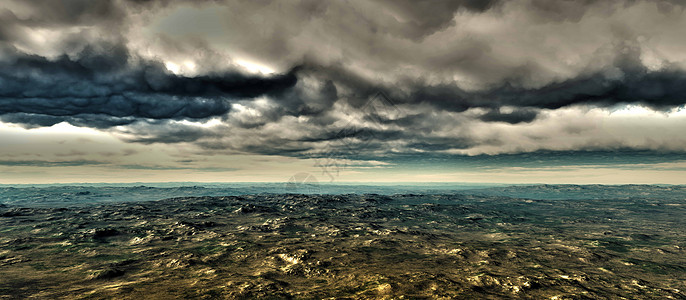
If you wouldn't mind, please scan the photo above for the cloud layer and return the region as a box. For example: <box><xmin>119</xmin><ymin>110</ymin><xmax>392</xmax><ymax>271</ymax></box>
<box><xmin>2</xmin><ymin>0</ymin><xmax>686</xmax><ymax>161</ymax></box>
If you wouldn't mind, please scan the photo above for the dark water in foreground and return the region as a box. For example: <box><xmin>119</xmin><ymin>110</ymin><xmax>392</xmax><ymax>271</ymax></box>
<box><xmin>0</xmin><ymin>185</ymin><xmax>684</xmax><ymax>298</ymax></box>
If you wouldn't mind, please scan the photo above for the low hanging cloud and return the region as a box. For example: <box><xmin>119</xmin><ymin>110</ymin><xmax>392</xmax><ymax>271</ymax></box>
<box><xmin>0</xmin><ymin>44</ymin><xmax>298</xmax><ymax>128</ymax></box>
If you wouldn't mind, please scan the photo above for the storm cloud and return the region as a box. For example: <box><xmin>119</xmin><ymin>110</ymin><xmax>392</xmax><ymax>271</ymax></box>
<box><xmin>0</xmin><ymin>44</ymin><xmax>297</xmax><ymax>128</ymax></box>
<box><xmin>2</xmin><ymin>0</ymin><xmax>686</xmax><ymax>160</ymax></box>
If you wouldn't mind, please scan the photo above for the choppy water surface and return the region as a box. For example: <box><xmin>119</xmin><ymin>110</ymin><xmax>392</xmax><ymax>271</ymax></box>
<box><xmin>1</xmin><ymin>185</ymin><xmax>684</xmax><ymax>298</ymax></box>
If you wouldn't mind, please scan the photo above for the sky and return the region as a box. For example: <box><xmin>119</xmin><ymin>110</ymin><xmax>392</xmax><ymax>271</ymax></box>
<box><xmin>1</xmin><ymin>0</ymin><xmax>686</xmax><ymax>184</ymax></box>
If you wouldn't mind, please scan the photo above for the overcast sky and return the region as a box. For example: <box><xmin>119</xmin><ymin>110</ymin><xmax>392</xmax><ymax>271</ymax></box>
<box><xmin>1</xmin><ymin>0</ymin><xmax>686</xmax><ymax>184</ymax></box>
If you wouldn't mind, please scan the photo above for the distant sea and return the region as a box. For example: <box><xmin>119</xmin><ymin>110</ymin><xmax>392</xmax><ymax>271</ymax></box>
<box><xmin>1</xmin><ymin>182</ymin><xmax>684</xmax><ymax>207</ymax></box>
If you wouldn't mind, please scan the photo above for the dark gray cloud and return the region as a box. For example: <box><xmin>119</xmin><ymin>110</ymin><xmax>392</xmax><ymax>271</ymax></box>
<box><xmin>403</xmin><ymin>67</ymin><xmax>686</xmax><ymax>112</ymax></box>
<box><xmin>375</xmin><ymin>149</ymin><xmax>686</xmax><ymax>169</ymax></box>
<box><xmin>478</xmin><ymin>108</ymin><xmax>539</xmax><ymax>124</ymax></box>
<box><xmin>117</xmin><ymin>164</ymin><xmax>238</xmax><ymax>172</ymax></box>
<box><xmin>308</xmin><ymin>38</ymin><xmax>686</xmax><ymax>114</ymax></box>
<box><xmin>0</xmin><ymin>44</ymin><xmax>297</xmax><ymax>128</ymax></box>
<box><xmin>2</xmin><ymin>0</ymin><xmax>686</xmax><ymax>161</ymax></box>
<box><xmin>0</xmin><ymin>0</ymin><xmax>298</xmax><ymax>128</ymax></box>
<box><xmin>0</xmin><ymin>160</ymin><xmax>106</xmax><ymax>167</ymax></box>
<box><xmin>119</xmin><ymin>120</ymin><xmax>216</xmax><ymax>144</ymax></box>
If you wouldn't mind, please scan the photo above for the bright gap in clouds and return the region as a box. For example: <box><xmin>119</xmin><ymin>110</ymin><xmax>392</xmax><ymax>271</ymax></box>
<box><xmin>176</xmin><ymin>118</ymin><xmax>224</xmax><ymax>128</ymax></box>
<box><xmin>444</xmin><ymin>104</ymin><xmax>686</xmax><ymax>156</ymax></box>
<box><xmin>234</xmin><ymin>59</ymin><xmax>276</xmax><ymax>75</ymax></box>
<box><xmin>163</xmin><ymin>60</ymin><xmax>199</xmax><ymax>75</ymax></box>
<box><xmin>164</xmin><ymin>59</ymin><xmax>274</xmax><ymax>75</ymax></box>
<box><xmin>0</xmin><ymin>121</ymin><xmax>103</xmax><ymax>136</ymax></box>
